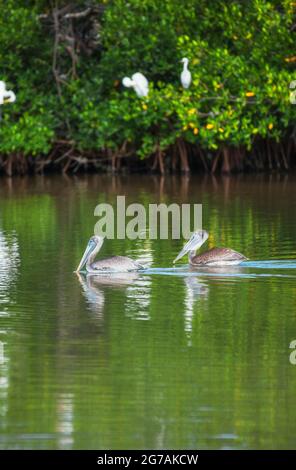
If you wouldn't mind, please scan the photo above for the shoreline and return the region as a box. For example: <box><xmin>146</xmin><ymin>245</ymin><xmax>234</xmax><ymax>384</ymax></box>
<box><xmin>0</xmin><ymin>140</ymin><xmax>294</xmax><ymax>176</ymax></box>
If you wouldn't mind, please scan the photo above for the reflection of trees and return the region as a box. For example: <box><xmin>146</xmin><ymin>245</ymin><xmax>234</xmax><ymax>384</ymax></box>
<box><xmin>1</xmin><ymin>173</ymin><xmax>294</xmax><ymax>266</ymax></box>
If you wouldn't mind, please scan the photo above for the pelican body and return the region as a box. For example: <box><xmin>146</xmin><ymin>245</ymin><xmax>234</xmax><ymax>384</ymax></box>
<box><xmin>180</xmin><ymin>58</ymin><xmax>192</xmax><ymax>89</ymax></box>
<box><xmin>173</xmin><ymin>230</ymin><xmax>247</xmax><ymax>266</ymax></box>
<box><xmin>76</xmin><ymin>235</ymin><xmax>144</xmax><ymax>273</ymax></box>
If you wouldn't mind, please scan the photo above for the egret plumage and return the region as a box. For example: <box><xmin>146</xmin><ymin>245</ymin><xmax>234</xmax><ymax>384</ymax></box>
<box><xmin>0</xmin><ymin>81</ymin><xmax>16</xmax><ymax>105</ymax></box>
<box><xmin>180</xmin><ymin>58</ymin><xmax>192</xmax><ymax>89</ymax></box>
<box><xmin>173</xmin><ymin>229</ymin><xmax>247</xmax><ymax>266</ymax></box>
<box><xmin>75</xmin><ymin>235</ymin><xmax>145</xmax><ymax>273</ymax></box>
<box><xmin>122</xmin><ymin>72</ymin><xmax>149</xmax><ymax>97</ymax></box>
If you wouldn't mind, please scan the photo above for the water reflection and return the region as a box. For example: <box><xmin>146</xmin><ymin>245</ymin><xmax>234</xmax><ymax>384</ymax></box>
<box><xmin>77</xmin><ymin>273</ymin><xmax>106</xmax><ymax>319</ymax></box>
<box><xmin>0</xmin><ymin>231</ymin><xmax>19</xmax><ymax>426</ymax></box>
<box><xmin>125</xmin><ymin>276</ymin><xmax>152</xmax><ymax>321</ymax></box>
<box><xmin>189</xmin><ymin>265</ymin><xmax>246</xmax><ymax>276</ymax></box>
<box><xmin>0</xmin><ymin>330</ymin><xmax>8</xmax><ymax>421</ymax></box>
<box><xmin>0</xmin><ymin>231</ymin><xmax>19</xmax><ymax>308</ymax></box>
<box><xmin>56</xmin><ymin>393</ymin><xmax>74</xmax><ymax>449</ymax></box>
<box><xmin>0</xmin><ymin>174</ymin><xmax>296</xmax><ymax>449</ymax></box>
<box><xmin>184</xmin><ymin>277</ymin><xmax>209</xmax><ymax>345</ymax></box>
<box><xmin>76</xmin><ymin>272</ymin><xmax>152</xmax><ymax>321</ymax></box>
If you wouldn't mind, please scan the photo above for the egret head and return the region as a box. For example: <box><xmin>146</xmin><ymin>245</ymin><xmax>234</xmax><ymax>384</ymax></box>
<box><xmin>173</xmin><ymin>229</ymin><xmax>209</xmax><ymax>264</ymax></box>
<box><xmin>181</xmin><ymin>57</ymin><xmax>189</xmax><ymax>66</ymax></box>
<box><xmin>122</xmin><ymin>77</ymin><xmax>133</xmax><ymax>88</ymax></box>
<box><xmin>75</xmin><ymin>235</ymin><xmax>104</xmax><ymax>272</ymax></box>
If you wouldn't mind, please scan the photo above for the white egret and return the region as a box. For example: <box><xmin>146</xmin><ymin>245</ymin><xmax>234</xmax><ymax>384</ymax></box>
<box><xmin>180</xmin><ymin>58</ymin><xmax>191</xmax><ymax>89</ymax></box>
<box><xmin>0</xmin><ymin>80</ymin><xmax>16</xmax><ymax>105</ymax></box>
<box><xmin>122</xmin><ymin>72</ymin><xmax>149</xmax><ymax>97</ymax></box>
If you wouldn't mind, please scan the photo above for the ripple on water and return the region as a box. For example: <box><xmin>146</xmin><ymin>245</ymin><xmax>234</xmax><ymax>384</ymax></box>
<box><xmin>143</xmin><ymin>260</ymin><xmax>296</xmax><ymax>280</ymax></box>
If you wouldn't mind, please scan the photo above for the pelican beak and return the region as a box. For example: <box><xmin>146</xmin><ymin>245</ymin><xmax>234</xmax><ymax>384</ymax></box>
<box><xmin>75</xmin><ymin>241</ymin><xmax>95</xmax><ymax>272</ymax></box>
<box><xmin>173</xmin><ymin>232</ymin><xmax>205</xmax><ymax>264</ymax></box>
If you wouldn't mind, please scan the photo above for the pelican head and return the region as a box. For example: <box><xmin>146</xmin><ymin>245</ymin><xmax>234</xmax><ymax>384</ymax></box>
<box><xmin>75</xmin><ymin>235</ymin><xmax>104</xmax><ymax>272</ymax></box>
<box><xmin>173</xmin><ymin>229</ymin><xmax>208</xmax><ymax>264</ymax></box>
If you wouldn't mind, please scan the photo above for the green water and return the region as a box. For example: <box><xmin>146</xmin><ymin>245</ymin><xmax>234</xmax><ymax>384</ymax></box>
<box><xmin>0</xmin><ymin>174</ymin><xmax>296</xmax><ymax>450</ymax></box>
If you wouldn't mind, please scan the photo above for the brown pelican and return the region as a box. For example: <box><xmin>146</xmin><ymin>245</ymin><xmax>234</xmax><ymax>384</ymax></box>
<box><xmin>75</xmin><ymin>235</ymin><xmax>145</xmax><ymax>273</ymax></box>
<box><xmin>173</xmin><ymin>229</ymin><xmax>247</xmax><ymax>266</ymax></box>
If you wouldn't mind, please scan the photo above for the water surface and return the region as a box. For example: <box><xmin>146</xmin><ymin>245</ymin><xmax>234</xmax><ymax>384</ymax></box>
<box><xmin>0</xmin><ymin>174</ymin><xmax>296</xmax><ymax>449</ymax></box>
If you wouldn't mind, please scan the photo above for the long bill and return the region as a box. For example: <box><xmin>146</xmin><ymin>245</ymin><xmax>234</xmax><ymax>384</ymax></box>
<box><xmin>75</xmin><ymin>243</ymin><xmax>94</xmax><ymax>272</ymax></box>
<box><xmin>173</xmin><ymin>233</ymin><xmax>203</xmax><ymax>264</ymax></box>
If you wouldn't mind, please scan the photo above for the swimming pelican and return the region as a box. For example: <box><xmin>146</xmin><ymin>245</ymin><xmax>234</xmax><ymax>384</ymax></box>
<box><xmin>0</xmin><ymin>81</ymin><xmax>16</xmax><ymax>105</ymax></box>
<box><xmin>75</xmin><ymin>235</ymin><xmax>145</xmax><ymax>273</ymax></box>
<box><xmin>122</xmin><ymin>72</ymin><xmax>149</xmax><ymax>97</ymax></box>
<box><xmin>180</xmin><ymin>58</ymin><xmax>191</xmax><ymax>89</ymax></box>
<box><xmin>173</xmin><ymin>229</ymin><xmax>247</xmax><ymax>266</ymax></box>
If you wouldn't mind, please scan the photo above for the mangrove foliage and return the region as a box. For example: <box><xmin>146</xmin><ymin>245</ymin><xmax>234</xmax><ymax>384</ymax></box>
<box><xmin>0</xmin><ymin>0</ymin><xmax>295</xmax><ymax>174</ymax></box>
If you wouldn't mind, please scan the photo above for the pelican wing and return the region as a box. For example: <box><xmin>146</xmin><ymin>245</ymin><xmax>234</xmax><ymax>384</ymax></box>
<box><xmin>192</xmin><ymin>247</ymin><xmax>247</xmax><ymax>266</ymax></box>
<box><xmin>91</xmin><ymin>255</ymin><xmax>144</xmax><ymax>272</ymax></box>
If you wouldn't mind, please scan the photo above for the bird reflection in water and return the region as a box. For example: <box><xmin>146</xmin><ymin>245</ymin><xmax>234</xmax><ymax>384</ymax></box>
<box><xmin>184</xmin><ymin>276</ymin><xmax>209</xmax><ymax>346</ymax></box>
<box><xmin>184</xmin><ymin>264</ymin><xmax>247</xmax><ymax>344</ymax></box>
<box><xmin>76</xmin><ymin>272</ymin><xmax>142</xmax><ymax>319</ymax></box>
